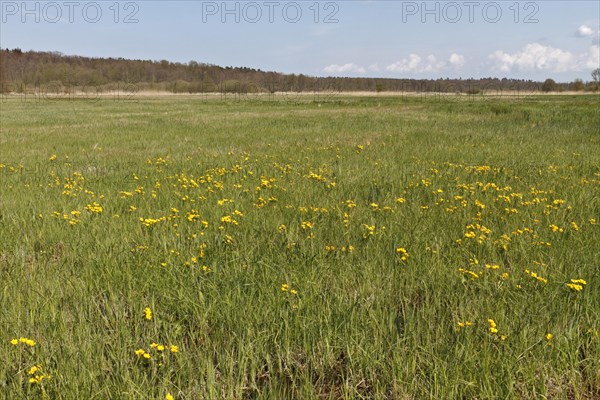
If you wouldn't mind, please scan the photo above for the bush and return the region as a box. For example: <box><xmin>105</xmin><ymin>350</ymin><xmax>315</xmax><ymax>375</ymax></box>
<box><xmin>541</xmin><ymin>78</ymin><xmax>557</xmax><ymax>92</ymax></box>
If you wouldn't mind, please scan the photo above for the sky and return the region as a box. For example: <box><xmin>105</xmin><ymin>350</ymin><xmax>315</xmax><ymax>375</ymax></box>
<box><xmin>1</xmin><ymin>0</ymin><xmax>599</xmax><ymax>81</ymax></box>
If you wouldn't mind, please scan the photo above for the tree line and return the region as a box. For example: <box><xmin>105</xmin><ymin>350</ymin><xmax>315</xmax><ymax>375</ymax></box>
<box><xmin>1</xmin><ymin>48</ymin><xmax>598</xmax><ymax>94</ymax></box>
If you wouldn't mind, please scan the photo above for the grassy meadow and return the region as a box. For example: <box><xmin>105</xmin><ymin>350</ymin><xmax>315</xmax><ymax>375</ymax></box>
<box><xmin>0</xmin><ymin>93</ymin><xmax>599</xmax><ymax>399</ymax></box>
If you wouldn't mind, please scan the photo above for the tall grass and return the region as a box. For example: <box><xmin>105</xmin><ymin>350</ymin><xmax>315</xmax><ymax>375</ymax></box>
<box><xmin>1</xmin><ymin>95</ymin><xmax>599</xmax><ymax>399</ymax></box>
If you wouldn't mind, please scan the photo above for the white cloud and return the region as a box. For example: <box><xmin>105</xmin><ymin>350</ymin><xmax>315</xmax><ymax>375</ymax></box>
<box><xmin>385</xmin><ymin>53</ymin><xmax>464</xmax><ymax>73</ymax></box>
<box><xmin>424</xmin><ymin>55</ymin><xmax>445</xmax><ymax>72</ymax></box>
<box><xmin>449</xmin><ymin>53</ymin><xmax>465</xmax><ymax>67</ymax></box>
<box><xmin>386</xmin><ymin>54</ymin><xmax>443</xmax><ymax>73</ymax></box>
<box><xmin>585</xmin><ymin>45</ymin><xmax>600</xmax><ymax>69</ymax></box>
<box><xmin>323</xmin><ymin>63</ymin><xmax>366</xmax><ymax>74</ymax></box>
<box><xmin>368</xmin><ymin>64</ymin><xmax>380</xmax><ymax>72</ymax></box>
<box><xmin>575</xmin><ymin>24</ymin><xmax>600</xmax><ymax>46</ymax></box>
<box><xmin>386</xmin><ymin>54</ymin><xmax>422</xmax><ymax>73</ymax></box>
<box><xmin>576</xmin><ymin>24</ymin><xmax>594</xmax><ymax>37</ymax></box>
<box><xmin>488</xmin><ymin>43</ymin><xmax>581</xmax><ymax>73</ymax></box>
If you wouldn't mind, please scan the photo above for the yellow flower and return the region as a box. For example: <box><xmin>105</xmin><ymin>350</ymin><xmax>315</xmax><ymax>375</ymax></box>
<box><xmin>549</xmin><ymin>224</ymin><xmax>563</xmax><ymax>233</ymax></box>
<box><xmin>525</xmin><ymin>269</ymin><xmax>547</xmax><ymax>284</ymax></box>
<box><xmin>28</xmin><ymin>365</ymin><xmax>40</xmax><ymax>375</ymax></box>
<box><xmin>301</xmin><ymin>221</ymin><xmax>313</xmax><ymax>230</ymax></box>
<box><xmin>169</xmin><ymin>345</ymin><xmax>179</xmax><ymax>353</ymax></box>
<box><xmin>166</xmin><ymin>394</ymin><xmax>174</xmax><ymax>400</ymax></box>
<box><xmin>10</xmin><ymin>339</ymin><xmax>18</xmax><ymax>345</ymax></box>
<box><xmin>143</xmin><ymin>307</ymin><xmax>152</xmax><ymax>320</ymax></box>
<box><xmin>458</xmin><ymin>268</ymin><xmax>479</xmax><ymax>280</ymax></box>
<box><xmin>135</xmin><ymin>349</ymin><xmax>145</xmax><ymax>356</ymax></box>
<box><xmin>281</xmin><ymin>283</ymin><xmax>289</xmax><ymax>292</ymax></box>
<box><xmin>362</xmin><ymin>224</ymin><xmax>376</xmax><ymax>237</ymax></box>
<box><xmin>545</xmin><ymin>333</ymin><xmax>553</xmax><ymax>341</ymax></box>
<box><xmin>186</xmin><ymin>211</ymin><xmax>201</xmax><ymax>222</ymax></box>
<box><xmin>395</xmin><ymin>247</ymin><xmax>410</xmax><ymax>261</ymax></box>
<box><xmin>17</xmin><ymin>337</ymin><xmax>36</xmax><ymax>347</ymax></box>
<box><xmin>566</xmin><ymin>283</ymin><xmax>583</xmax><ymax>291</ymax></box>
<box><xmin>29</xmin><ymin>375</ymin><xmax>50</xmax><ymax>385</ymax></box>
<box><xmin>221</xmin><ymin>215</ymin><xmax>238</xmax><ymax>225</ymax></box>
<box><xmin>84</xmin><ymin>202</ymin><xmax>103</xmax><ymax>214</ymax></box>
<box><xmin>566</xmin><ymin>279</ymin><xmax>586</xmax><ymax>291</ymax></box>
<box><xmin>570</xmin><ymin>278</ymin><xmax>587</xmax><ymax>285</ymax></box>
<box><xmin>488</xmin><ymin>319</ymin><xmax>498</xmax><ymax>333</ymax></box>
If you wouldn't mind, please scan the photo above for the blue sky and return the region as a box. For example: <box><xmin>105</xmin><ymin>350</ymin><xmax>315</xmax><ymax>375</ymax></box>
<box><xmin>1</xmin><ymin>1</ymin><xmax>599</xmax><ymax>81</ymax></box>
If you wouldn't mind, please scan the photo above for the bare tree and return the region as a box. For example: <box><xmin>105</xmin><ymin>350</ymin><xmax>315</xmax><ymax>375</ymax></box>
<box><xmin>592</xmin><ymin>68</ymin><xmax>600</xmax><ymax>90</ymax></box>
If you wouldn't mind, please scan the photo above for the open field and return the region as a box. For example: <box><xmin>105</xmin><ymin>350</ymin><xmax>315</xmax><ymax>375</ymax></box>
<box><xmin>0</xmin><ymin>95</ymin><xmax>599</xmax><ymax>399</ymax></box>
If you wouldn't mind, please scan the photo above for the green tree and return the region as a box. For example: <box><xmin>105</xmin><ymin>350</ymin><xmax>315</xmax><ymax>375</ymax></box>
<box><xmin>541</xmin><ymin>78</ymin><xmax>557</xmax><ymax>92</ymax></box>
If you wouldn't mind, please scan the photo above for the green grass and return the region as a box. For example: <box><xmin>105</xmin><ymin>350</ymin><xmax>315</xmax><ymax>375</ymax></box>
<box><xmin>1</xmin><ymin>94</ymin><xmax>599</xmax><ymax>399</ymax></box>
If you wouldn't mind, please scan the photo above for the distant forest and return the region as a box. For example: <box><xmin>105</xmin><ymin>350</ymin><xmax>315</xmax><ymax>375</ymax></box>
<box><xmin>1</xmin><ymin>48</ymin><xmax>597</xmax><ymax>95</ymax></box>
